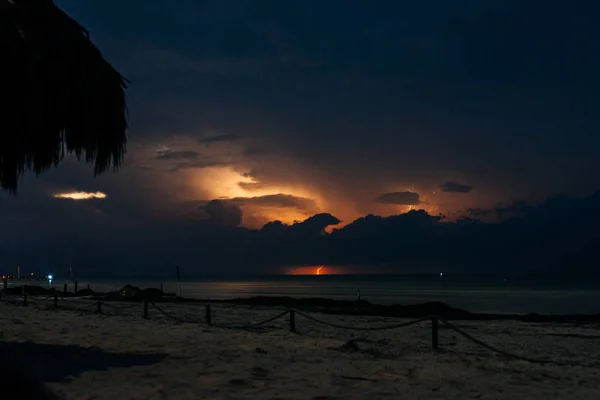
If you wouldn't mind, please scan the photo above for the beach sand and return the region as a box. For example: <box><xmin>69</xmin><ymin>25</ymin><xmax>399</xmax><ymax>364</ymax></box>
<box><xmin>1</xmin><ymin>298</ymin><xmax>600</xmax><ymax>399</ymax></box>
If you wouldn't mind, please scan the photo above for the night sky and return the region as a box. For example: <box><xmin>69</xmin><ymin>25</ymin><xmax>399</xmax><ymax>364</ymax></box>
<box><xmin>2</xmin><ymin>1</ymin><xmax>600</xmax><ymax>275</ymax></box>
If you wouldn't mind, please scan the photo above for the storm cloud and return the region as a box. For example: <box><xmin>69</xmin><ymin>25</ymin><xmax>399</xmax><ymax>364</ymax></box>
<box><xmin>1</xmin><ymin>0</ymin><xmax>600</xmax><ymax>275</ymax></box>
<box><xmin>3</xmin><ymin>187</ymin><xmax>599</xmax><ymax>275</ymax></box>
<box><xmin>375</xmin><ymin>192</ymin><xmax>421</xmax><ymax>205</ymax></box>
<box><xmin>198</xmin><ymin>133</ymin><xmax>238</xmax><ymax>146</ymax></box>
<box><xmin>230</xmin><ymin>194</ymin><xmax>317</xmax><ymax>212</ymax></box>
<box><xmin>199</xmin><ymin>199</ymin><xmax>244</xmax><ymax>227</ymax></box>
<box><xmin>156</xmin><ymin>148</ymin><xmax>199</xmax><ymax>160</ymax></box>
<box><xmin>440</xmin><ymin>182</ymin><xmax>473</xmax><ymax>193</ymax></box>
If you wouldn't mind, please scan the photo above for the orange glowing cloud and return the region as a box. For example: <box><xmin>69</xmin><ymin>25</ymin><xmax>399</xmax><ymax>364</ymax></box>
<box><xmin>140</xmin><ymin>138</ymin><xmax>488</xmax><ymax>229</ymax></box>
<box><xmin>53</xmin><ymin>191</ymin><xmax>107</xmax><ymax>200</ymax></box>
<box><xmin>189</xmin><ymin>166</ymin><xmax>325</xmax><ymax>226</ymax></box>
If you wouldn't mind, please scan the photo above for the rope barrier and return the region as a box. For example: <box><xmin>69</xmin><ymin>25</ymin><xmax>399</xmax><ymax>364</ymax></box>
<box><xmin>67</xmin><ymin>301</ymin><xmax>102</xmax><ymax>312</ymax></box>
<box><xmin>101</xmin><ymin>302</ymin><xmax>139</xmax><ymax>311</ymax></box>
<box><xmin>149</xmin><ymin>302</ymin><xmax>206</xmax><ymax>324</ymax></box>
<box><xmin>58</xmin><ymin>296</ymin><xmax>96</xmax><ymax>301</ymax></box>
<box><xmin>30</xmin><ymin>295</ymin><xmax>54</xmax><ymax>302</ymax></box>
<box><xmin>0</xmin><ymin>296</ymin><xmax>22</xmax><ymax>302</ymax></box>
<box><xmin>0</xmin><ymin>290</ymin><xmax>22</xmax><ymax>301</ymax></box>
<box><xmin>2</xmin><ymin>294</ymin><xmax>599</xmax><ymax>367</ymax></box>
<box><xmin>438</xmin><ymin>317</ymin><xmax>583</xmax><ymax>367</ymax></box>
<box><xmin>12</xmin><ymin>295</ymin><xmax>104</xmax><ymax>314</ymax></box>
<box><xmin>149</xmin><ymin>302</ymin><xmax>290</xmax><ymax>330</ymax></box>
<box><xmin>209</xmin><ymin>310</ymin><xmax>290</xmax><ymax>330</ymax></box>
<box><xmin>20</xmin><ymin>298</ymin><xmax>50</xmax><ymax>307</ymax></box>
<box><xmin>295</xmin><ymin>310</ymin><xmax>431</xmax><ymax>331</ymax></box>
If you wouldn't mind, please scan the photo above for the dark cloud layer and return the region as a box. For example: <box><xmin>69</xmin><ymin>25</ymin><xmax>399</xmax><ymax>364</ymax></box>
<box><xmin>375</xmin><ymin>192</ymin><xmax>421</xmax><ymax>205</ymax></box>
<box><xmin>3</xmin><ymin>189</ymin><xmax>599</xmax><ymax>276</ymax></box>
<box><xmin>197</xmin><ymin>194</ymin><xmax>319</xmax><ymax>227</ymax></box>
<box><xmin>440</xmin><ymin>182</ymin><xmax>473</xmax><ymax>193</ymax></box>
<box><xmin>200</xmin><ymin>199</ymin><xmax>243</xmax><ymax>227</ymax></box>
<box><xmin>197</xmin><ymin>133</ymin><xmax>238</xmax><ymax>146</ymax></box>
<box><xmin>231</xmin><ymin>194</ymin><xmax>317</xmax><ymax>212</ymax></box>
<box><xmin>156</xmin><ymin>149</ymin><xmax>199</xmax><ymax>160</ymax></box>
<box><xmin>468</xmin><ymin>200</ymin><xmax>533</xmax><ymax>219</ymax></box>
<box><xmin>168</xmin><ymin>159</ymin><xmax>232</xmax><ymax>172</ymax></box>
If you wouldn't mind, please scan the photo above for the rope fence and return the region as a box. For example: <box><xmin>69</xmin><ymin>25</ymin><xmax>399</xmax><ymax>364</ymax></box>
<box><xmin>102</xmin><ymin>302</ymin><xmax>140</xmax><ymax>311</ymax></box>
<box><xmin>0</xmin><ymin>289</ymin><xmax>595</xmax><ymax>368</ymax></box>
<box><xmin>438</xmin><ymin>317</ymin><xmax>578</xmax><ymax>366</ymax></box>
<box><xmin>294</xmin><ymin>310</ymin><xmax>431</xmax><ymax>331</ymax></box>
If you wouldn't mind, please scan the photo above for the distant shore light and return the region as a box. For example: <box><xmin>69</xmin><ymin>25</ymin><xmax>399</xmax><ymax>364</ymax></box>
<box><xmin>53</xmin><ymin>191</ymin><xmax>107</xmax><ymax>200</ymax></box>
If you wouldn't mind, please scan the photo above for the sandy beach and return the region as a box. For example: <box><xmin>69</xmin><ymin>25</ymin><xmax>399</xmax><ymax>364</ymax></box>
<box><xmin>2</xmin><ymin>298</ymin><xmax>600</xmax><ymax>400</ymax></box>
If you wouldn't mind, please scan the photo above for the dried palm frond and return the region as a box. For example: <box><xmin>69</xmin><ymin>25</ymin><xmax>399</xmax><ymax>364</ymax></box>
<box><xmin>0</xmin><ymin>0</ymin><xmax>128</xmax><ymax>193</ymax></box>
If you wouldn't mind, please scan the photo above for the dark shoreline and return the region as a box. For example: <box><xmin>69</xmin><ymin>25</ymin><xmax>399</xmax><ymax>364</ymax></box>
<box><xmin>4</xmin><ymin>284</ymin><xmax>600</xmax><ymax>324</ymax></box>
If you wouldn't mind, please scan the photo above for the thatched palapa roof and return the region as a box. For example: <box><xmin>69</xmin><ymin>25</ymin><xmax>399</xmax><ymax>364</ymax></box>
<box><xmin>0</xmin><ymin>0</ymin><xmax>128</xmax><ymax>193</ymax></box>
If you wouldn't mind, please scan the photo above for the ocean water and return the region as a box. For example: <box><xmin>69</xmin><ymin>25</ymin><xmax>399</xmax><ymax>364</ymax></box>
<box><xmin>37</xmin><ymin>275</ymin><xmax>600</xmax><ymax>315</ymax></box>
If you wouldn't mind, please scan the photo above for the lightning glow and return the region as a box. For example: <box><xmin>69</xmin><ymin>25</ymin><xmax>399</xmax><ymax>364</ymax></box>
<box><xmin>190</xmin><ymin>166</ymin><xmax>324</xmax><ymax>226</ymax></box>
<box><xmin>53</xmin><ymin>191</ymin><xmax>107</xmax><ymax>200</ymax></box>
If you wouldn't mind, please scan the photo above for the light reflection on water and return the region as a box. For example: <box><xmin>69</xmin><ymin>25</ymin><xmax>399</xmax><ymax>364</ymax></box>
<box><xmin>31</xmin><ymin>275</ymin><xmax>600</xmax><ymax>315</ymax></box>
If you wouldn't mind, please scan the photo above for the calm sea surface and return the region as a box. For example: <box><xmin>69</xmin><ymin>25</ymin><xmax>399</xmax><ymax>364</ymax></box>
<box><xmin>37</xmin><ymin>275</ymin><xmax>600</xmax><ymax>315</ymax></box>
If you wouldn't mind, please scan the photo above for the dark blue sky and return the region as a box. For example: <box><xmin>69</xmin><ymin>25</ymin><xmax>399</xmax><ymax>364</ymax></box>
<box><xmin>2</xmin><ymin>1</ymin><xmax>600</xmax><ymax>274</ymax></box>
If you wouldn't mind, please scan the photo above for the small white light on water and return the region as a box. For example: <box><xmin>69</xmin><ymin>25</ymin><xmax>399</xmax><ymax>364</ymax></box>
<box><xmin>47</xmin><ymin>274</ymin><xmax>53</xmax><ymax>280</ymax></box>
<box><xmin>440</xmin><ymin>272</ymin><xmax>443</xmax><ymax>276</ymax></box>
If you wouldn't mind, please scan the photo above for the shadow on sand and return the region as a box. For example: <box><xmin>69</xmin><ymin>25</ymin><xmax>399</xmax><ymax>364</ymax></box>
<box><xmin>0</xmin><ymin>341</ymin><xmax>167</xmax><ymax>399</ymax></box>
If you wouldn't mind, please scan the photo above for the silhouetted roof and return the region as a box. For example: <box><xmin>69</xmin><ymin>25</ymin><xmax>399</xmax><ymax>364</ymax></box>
<box><xmin>0</xmin><ymin>0</ymin><xmax>128</xmax><ymax>193</ymax></box>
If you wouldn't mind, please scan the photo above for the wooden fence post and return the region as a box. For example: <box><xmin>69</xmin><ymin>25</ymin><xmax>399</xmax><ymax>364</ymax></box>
<box><xmin>23</xmin><ymin>294</ymin><xmax>28</xmax><ymax>306</ymax></box>
<box><xmin>143</xmin><ymin>300</ymin><xmax>149</xmax><ymax>319</ymax></box>
<box><xmin>289</xmin><ymin>310</ymin><xmax>296</xmax><ymax>333</ymax></box>
<box><xmin>432</xmin><ymin>316</ymin><xmax>439</xmax><ymax>350</ymax></box>
<box><xmin>2</xmin><ymin>278</ymin><xmax>7</xmax><ymax>290</ymax></box>
<box><xmin>74</xmin><ymin>281</ymin><xmax>78</xmax><ymax>293</ymax></box>
<box><xmin>205</xmin><ymin>304</ymin><xmax>212</xmax><ymax>324</ymax></box>
<box><xmin>97</xmin><ymin>301</ymin><xmax>102</xmax><ymax>314</ymax></box>
<box><xmin>63</xmin><ymin>284</ymin><xmax>67</xmax><ymax>294</ymax></box>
